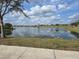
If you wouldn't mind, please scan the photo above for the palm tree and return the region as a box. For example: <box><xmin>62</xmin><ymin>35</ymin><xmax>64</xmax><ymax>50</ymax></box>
<box><xmin>0</xmin><ymin>0</ymin><xmax>29</xmax><ymax>38</ymax></box>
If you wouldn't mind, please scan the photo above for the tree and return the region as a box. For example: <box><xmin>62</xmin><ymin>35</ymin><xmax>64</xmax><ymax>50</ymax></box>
<box><xmin>0</xmin><ymin>23</ymin><xmax>13</xmax><ymax>35</ymax></box>
<box><xmin>0</xmin><ymin>0</ymin><xmax>29</xmax><ymax>38</ymax></box>
<box><xmin>4</xmin><ymin>23</ymin><xmax>13</xmax><ymax>35</ymax></box>
<box><xmin>70</xmin><ymin>21</ymin><xmax>79</xmax><ymax>27</ymax></box>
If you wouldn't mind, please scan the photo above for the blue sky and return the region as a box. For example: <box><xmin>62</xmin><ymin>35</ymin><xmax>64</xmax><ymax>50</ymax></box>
<box><xmin>4</xmin><ymin>0</ymin><xmax>79</xmax><ymax>25</ymax></box>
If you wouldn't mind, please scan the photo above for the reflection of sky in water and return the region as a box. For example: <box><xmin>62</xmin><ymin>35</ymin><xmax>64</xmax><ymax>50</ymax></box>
<box><xmin>12</xmin><ymin>27</ymin><xmax>77</xmax><ymax>39</ymax></box>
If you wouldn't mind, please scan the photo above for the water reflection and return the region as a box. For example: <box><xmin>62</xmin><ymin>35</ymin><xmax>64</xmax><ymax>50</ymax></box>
<box><xmin>71</xmin><ymin>31</ymin><xmax>79</xmax><ymax>38</ymax></box>
<box><xmin>11</xmin><ymin>27</ymin><xmax>77</xmax><ymax>39</ymax></box>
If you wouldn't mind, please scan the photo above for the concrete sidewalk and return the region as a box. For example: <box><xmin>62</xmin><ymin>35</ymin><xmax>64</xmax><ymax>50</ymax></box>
<box><xmin>0</xmin><ymin>45</ymin><xmax>79</xmax><ymax>59</ymax></box>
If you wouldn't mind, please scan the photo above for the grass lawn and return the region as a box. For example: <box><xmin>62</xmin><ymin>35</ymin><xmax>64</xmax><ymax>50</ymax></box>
<box><xmin>0</xmin><ymin>37</ymin><xmax>79</xmax><ymax>51</ymax></box>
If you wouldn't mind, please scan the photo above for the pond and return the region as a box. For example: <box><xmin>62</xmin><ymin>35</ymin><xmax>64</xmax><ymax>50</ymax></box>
<box><xmin>11</xmin><ymin>27</ymin><xmax>78</xmax><ymax>39</ymax></box>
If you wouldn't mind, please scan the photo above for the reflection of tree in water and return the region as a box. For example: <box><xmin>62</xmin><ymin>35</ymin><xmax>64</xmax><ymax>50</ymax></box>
<box><xmin>71</xmin><ymin>31</ymin><xmax>79</xmax><ymax>38</ymax></box>
<box><xmin>55</xmin><ymin>28</ymin><xmax>59</xmax><ymax>32</ymax></box>
<box><xmin>37</xmin><ymin>26</ymin><xmax>40</xmax><ymax>36</ymax></box>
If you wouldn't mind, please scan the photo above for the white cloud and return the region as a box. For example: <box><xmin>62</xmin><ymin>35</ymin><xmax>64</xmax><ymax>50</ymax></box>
<box><xmin>51</xmin><ymin>0</ymin><xmax>61</xmax><ymax>2</ymax></box>
<box><xmin>25</xmin><ymin>5</ymin><xmax>57</xmax><ymax>16</ymax></box>
<box><xmin>14</xmin><ymin>3</ymin><xmax>69</xmax><ymax>17</ymax></box>
<box><xmin>68</xmin><ymin>13</ymin><xmax>79</xmax><ymax>23</ymax></box>
<box><xmin>4</xmin><ymin>10</ymin><xmax>62</xmax><ymax>25</ymax></box>
<box><xmin>4</xmin><ymin>2</ymin><xmax>71</xmax><ymax>25</ymax></box>
<box><xmin>41</xmin><ymin>5</ymin><xmax>56</xmax><ymax>12</ymax></box>
<box><xmin>26</xmin><ymin>4</ymin><xmax>69</xmax><ymax>16</ymax></box>
<box><xmin>58</xmin><ymin>3</ymin><xmax>69</xmax><ymax>10</ymax></box>
<box><xmin>69</xmin><ymin>13</ymin><xmax>79</xmax><ymax>19</ymax></box>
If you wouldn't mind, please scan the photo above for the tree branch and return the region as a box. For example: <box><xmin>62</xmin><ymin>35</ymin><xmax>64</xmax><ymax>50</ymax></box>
<box><xmin>2</xmin><ymin>0</ymin><xmax>12</xmax><ymax>16</ymax></box>
<box><xmin>0</xmin><ymin>1</ymin><xmax>4</xmax><ymax>13</ymax></box>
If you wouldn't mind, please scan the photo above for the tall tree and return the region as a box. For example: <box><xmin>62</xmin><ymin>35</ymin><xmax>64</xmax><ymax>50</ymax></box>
<box><xmin>0</xmin><ymin>0</ymin><xmax>29</xmax><ymax>38</ymax></box>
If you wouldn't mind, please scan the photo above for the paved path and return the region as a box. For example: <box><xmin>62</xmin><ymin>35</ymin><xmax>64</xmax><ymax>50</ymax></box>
<box><xmin>0</xmin><ymin>45</ymin><xmax>79</xmax><ymax>59</ymax></box>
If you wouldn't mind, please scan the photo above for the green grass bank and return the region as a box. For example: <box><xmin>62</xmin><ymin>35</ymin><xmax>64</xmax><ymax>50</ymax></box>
<box><xmin>0</xmin><ymin>38</ymin><xmax>79</xmax><ymax>51</ymax></box>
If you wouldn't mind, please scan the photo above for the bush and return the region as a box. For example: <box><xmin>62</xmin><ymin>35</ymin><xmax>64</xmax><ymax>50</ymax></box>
<box><xmin>0</xmin><ymin>23</ymin><xmax>13</xmax><ymax>35</ymax></box>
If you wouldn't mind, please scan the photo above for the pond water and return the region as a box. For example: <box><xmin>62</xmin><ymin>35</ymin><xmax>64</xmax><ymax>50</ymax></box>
<box><xmin>11</xmin><ymin>27</ymin><xmax>78</xmax><ymax>39</ymax></box>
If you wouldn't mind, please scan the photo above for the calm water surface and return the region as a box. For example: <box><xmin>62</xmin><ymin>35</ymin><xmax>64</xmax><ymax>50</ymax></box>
<box><xmin>11</xmin><ymin>27</ymin><xmax>78</xmax><ymax>39</ymax></box>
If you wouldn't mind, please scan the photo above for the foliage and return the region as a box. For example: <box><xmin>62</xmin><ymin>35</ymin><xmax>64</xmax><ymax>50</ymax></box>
<box><xmin>0</xmin><ymin>23</ymin><xmax>13</xmax><ymax>35</ymax></box>
<box><xmin>0</xmin><ymin>0</ymin><xmax>29</xmax><ymax>16</ymax></box>
<box><xmin>70</xmin><ymin>21</ymin><xmax>79</xmax><ymax>26</ymax></box>
<box><xmin>4</xmin><ymin>23</ymin><xmax>13</xmax><ymax>35</ymax></box>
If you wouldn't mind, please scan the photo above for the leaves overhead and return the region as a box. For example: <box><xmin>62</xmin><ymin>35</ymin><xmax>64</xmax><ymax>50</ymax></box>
<box><xmin>0</xmin><ymin>0</ymin><xmax>29</xmax><ymax>17</ymax></box>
